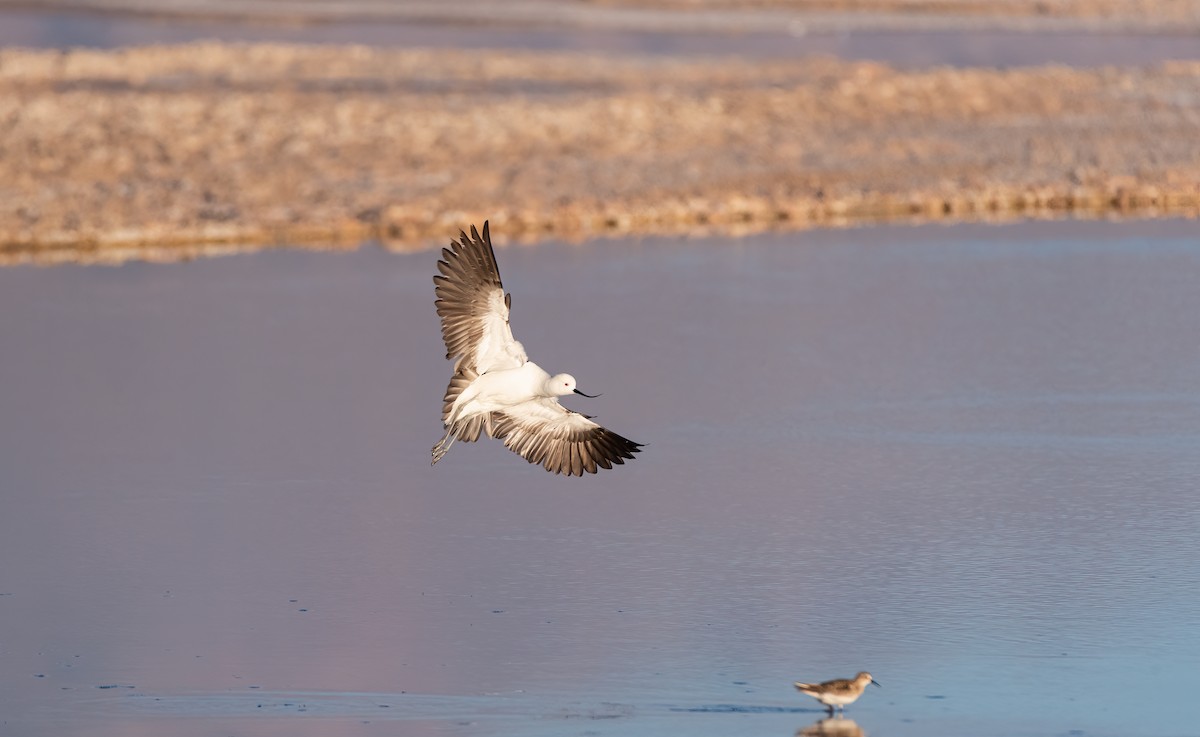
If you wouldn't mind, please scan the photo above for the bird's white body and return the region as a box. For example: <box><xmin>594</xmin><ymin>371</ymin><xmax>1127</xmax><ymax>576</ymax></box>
<box><xmin>448</xmin><ymin>360</ymin><xmax>554</xmax><ymax>422</ymax></box>
<box><xmin>431</xmin><ymin>222</ymin><xmax>641</xmax><ymax>475</ymax></box>
<box><xmin>809</xmin><ymin>692</ymin><xmax>859</xmax><ymax>708</ymax></box>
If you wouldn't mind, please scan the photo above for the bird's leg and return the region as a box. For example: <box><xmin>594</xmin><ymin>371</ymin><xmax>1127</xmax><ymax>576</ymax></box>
<box><xmin>431</xmin><ymin>436</ymin><xmax>454</xmax><ymax>464</ymax></box>
<box><xmin>826</xmin><ymin>705</ymin><xmax>834</xmax><ymax>717</ymax></box>
<box><xmin>431</xmin><ymin>427</ymin><xmax>457</xmax><ymax>465</ymax></box>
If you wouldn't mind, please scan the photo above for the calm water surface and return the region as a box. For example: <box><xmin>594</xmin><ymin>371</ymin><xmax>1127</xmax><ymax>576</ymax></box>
<box><xmin>1</xmin><ymin>220</ymin><xmax>1199</xmax><ymax>737</ymax></box>
<box><xmin>2</xmin><ymin>8</ymin><xmax>1199</xmax><ymax>68</ymax></box>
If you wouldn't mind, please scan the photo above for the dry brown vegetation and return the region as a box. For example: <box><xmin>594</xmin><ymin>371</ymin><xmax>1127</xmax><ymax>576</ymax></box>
<box><xmin>1</xmin><ymin>43</ymin><xmax>1198</xmax><ymax>264</ymax></box>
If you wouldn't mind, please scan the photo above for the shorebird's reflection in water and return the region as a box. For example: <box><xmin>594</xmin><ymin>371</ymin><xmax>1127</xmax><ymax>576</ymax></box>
<box><xmin>797</xmin><ymin>716</ymin><xmax>865</xmax><ymax>737</ymax></box>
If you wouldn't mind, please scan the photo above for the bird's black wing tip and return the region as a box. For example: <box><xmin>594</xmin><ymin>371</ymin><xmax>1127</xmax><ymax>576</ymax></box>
<box><xmin>466</xmin><ymin>220</ymin><xmax>491</xmax><ymax>246</ymax></box>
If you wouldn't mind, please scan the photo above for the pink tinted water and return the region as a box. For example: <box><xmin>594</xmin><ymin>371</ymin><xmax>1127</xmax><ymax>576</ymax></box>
<box><xmin>2</xmin><ymin>7</ymin><xmax>1199</xmax><ymax>68</ymax></box>
<box><xmin>1</xmin><ymin>220</ymin><xmax>1199</xmax><ymax>737</ymax></box>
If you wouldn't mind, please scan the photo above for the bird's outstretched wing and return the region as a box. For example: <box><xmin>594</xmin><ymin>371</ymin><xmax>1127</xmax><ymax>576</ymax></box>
<box><xmin>801</xmin><ymin>678</ymin><xmax>855</xmax><ymax>694</ymax></box>
<box><xmin>434</xmin><ymin>221</ymin><xmax>527</xmax><ymax>375</ymax></box>
<box><xmin>492</xmin><ymin>398</ymin><xmax>642</xmax><ymax>476</ymax></box>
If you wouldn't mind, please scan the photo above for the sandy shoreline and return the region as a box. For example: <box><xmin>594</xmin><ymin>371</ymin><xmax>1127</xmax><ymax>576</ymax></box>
<box><xmin>2</xmin><ymin>43</ymin><xmax>1198</xmax><ymax>265</ymax></box>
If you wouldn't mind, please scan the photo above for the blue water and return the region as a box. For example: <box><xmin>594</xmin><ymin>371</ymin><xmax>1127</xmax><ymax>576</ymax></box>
<box><xmin>1</xmin><ymin>219</ymin><xmax>1198</xmax><ymax>737</ymax></box>
<box><xmin>2</xmin><ymin>6</ymin><xmax>1199</xmax><ymax>68</ymax></box>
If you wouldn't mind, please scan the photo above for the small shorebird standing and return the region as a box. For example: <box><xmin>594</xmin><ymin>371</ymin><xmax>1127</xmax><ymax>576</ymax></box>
<box><xmin>431</xmin><ymin>221</ymin><xmax>642</xmax><ymax>475</ymax></box>
<box><xmin>794</xmin><ymin>672</ymin><xmax>880</xmax><ymax>715</ymax></box>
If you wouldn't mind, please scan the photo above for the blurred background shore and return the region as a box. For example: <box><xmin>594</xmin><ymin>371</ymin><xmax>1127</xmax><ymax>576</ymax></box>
<box><xmin>1</xmin><ymin>0</ymin><xmax>1197</xmax><ymax>264</ymax></box>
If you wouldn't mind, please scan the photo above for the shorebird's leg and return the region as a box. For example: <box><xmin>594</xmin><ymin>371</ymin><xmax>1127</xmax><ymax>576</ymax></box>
<box><xmin>826</xmin><ymin>705</ymin><xmax>834</xmax><ymax>716</ymax></box>
<box><xmin>431</xmin><ymin>427</ymin><xmax>457</xmax><ymax>465</ymax></box>
<box><xmin>431</xmin><ymin>437</ymin><xmax>454</xmax><ymax>464</ymax></box>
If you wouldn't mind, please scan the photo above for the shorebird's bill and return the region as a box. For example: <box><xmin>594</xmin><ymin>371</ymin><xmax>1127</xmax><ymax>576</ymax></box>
<box><xmin>573</xmin><ymin>388</ymin><xmax>601</xmax><ymax>398</ymax></box>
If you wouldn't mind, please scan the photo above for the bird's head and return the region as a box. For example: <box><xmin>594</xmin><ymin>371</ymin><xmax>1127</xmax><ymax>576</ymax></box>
<box><xmin>856</xmin><ymin>673</ymin><xmax>881</xmax><ymax>688</ymax></box>
<box><xmin>547</xmin><ymin>373</ymin><xmax>600</xmax><ymax>398</ymax></box>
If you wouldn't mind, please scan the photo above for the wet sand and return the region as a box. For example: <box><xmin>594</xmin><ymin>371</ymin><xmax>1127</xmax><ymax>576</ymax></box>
<box><xmin>1</xmin><ymin>42</ymin><xmax>1198</xmax><ymax>265</ymax></box>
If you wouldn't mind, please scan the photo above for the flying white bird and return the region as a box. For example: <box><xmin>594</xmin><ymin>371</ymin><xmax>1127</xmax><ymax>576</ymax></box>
<box><xmin>431</xmin><ymin>221</ymin><xmax>642</xmax><ymax>476</ymax></box>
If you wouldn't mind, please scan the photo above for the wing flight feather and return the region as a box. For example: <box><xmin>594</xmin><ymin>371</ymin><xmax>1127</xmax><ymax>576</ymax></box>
<box><xmin>492</xmin><ymin>399</ymin><xmax>642</xmax><ymax>477</ymax></box>
<box><xmin>433</xmin><ymin>221</ymin><xmax>526</xmax><ymax>374</ymax></box>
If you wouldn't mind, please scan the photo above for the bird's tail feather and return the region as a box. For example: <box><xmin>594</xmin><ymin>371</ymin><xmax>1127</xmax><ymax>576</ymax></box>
<box><xmin>442</xmin><ymin>369</ymin><xmax>476</xmax><ymax>424</ymax></box>
<box><xmin>454</xmin><ymin>413</ymin><xmax>490</xmax><ymax>442</ymax></box>
<box><xmin>442</xmin><ymin>366</ymin><xmax>504</xmax><ymax>443</ymax></box>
